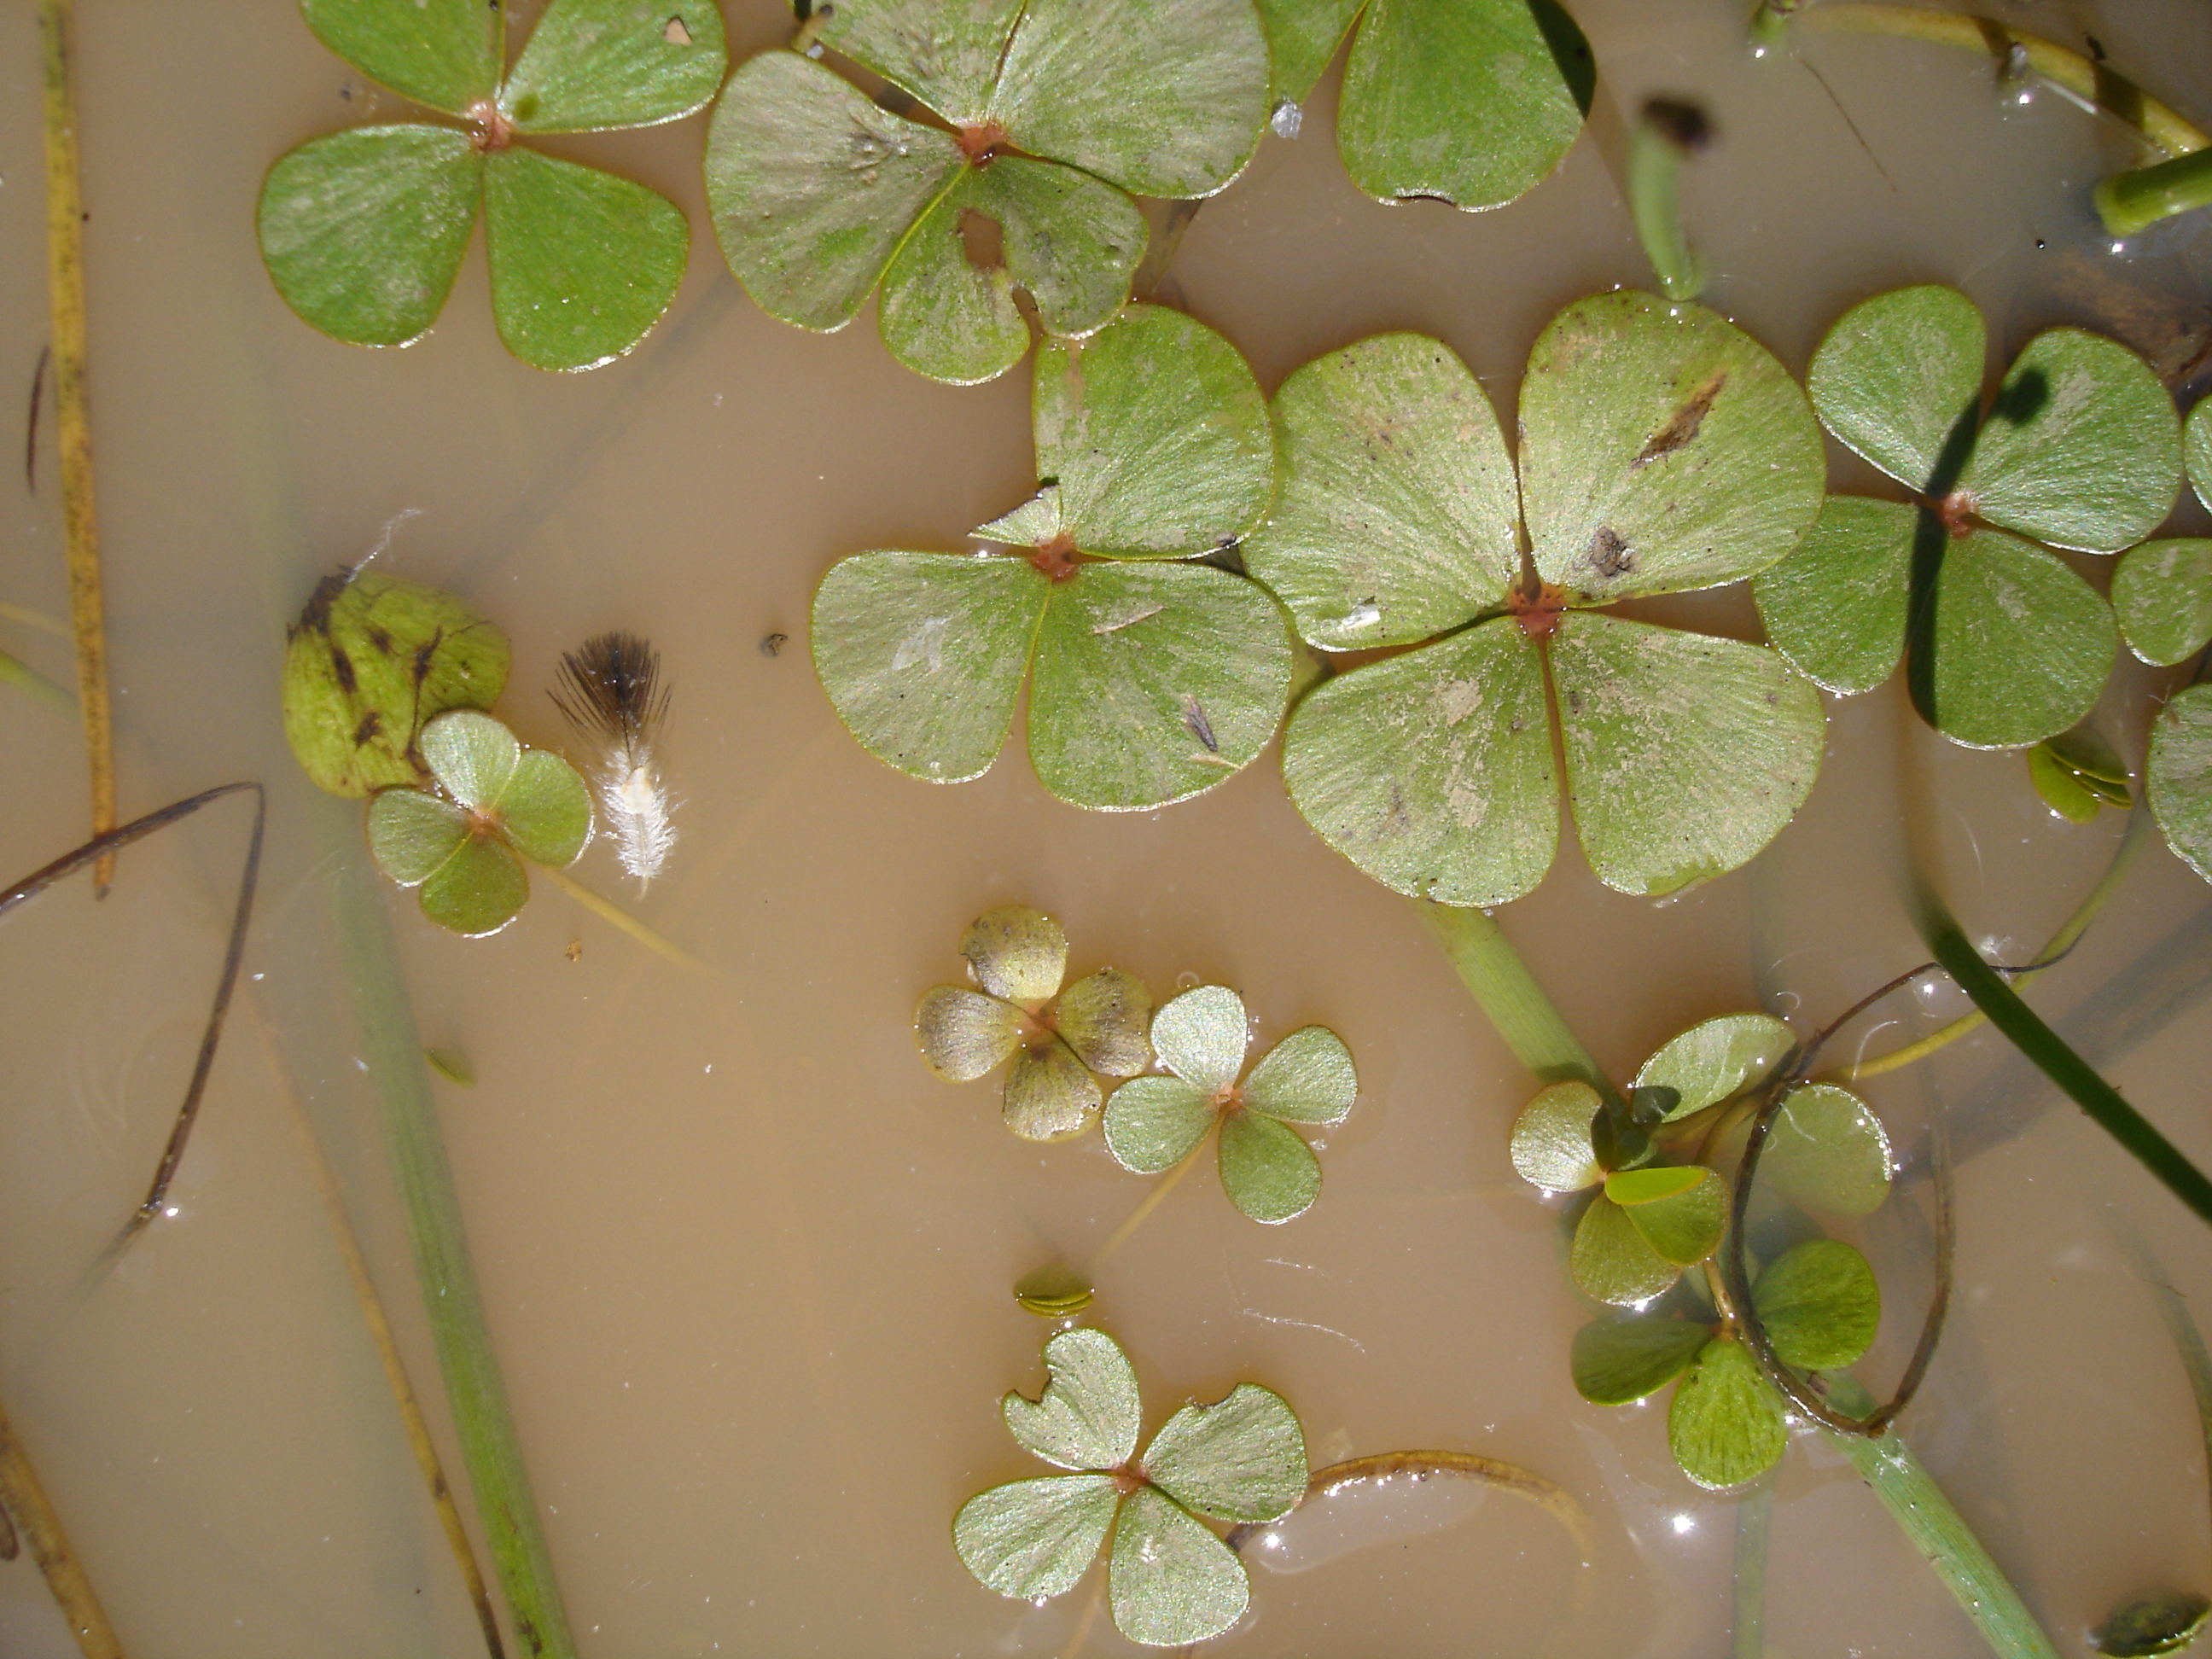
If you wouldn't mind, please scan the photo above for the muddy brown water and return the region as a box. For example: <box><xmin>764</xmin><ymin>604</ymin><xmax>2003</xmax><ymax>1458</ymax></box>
<box><xmin>3</xmin><ymin>0</ymin><xmax>2212</xmax><ymax>1653</ymax></box>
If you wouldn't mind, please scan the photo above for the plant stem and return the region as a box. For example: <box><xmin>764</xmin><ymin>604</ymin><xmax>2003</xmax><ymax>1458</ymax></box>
<box><xmin>37</xmin><ymin>0</ymin><xmax>116</xmax><ymax>895</ymax></box>
<box><xmin>537</xmin><ymin>863</ymin><xmax>714</xmax><ymax>975</ymax></box>
<box><xmin>0</xmin><ymin>1396</ymin><xmax>125</xmax><ymax>1659</ymax></box>
<box><xmin>1627</xmin><ymin>101</ymin><xmax>1708</xmax><ymax>302</ymax></box>
<box><xmin>1085</xmin><ymin>1135</ymin><xmax>1209</xmax><ymax>1279</ymax></box>
<box><xmin>1731</xmin><ymin>1481</ymin><xmax>1773</xmax><ymax>1659</ymax></box>
<box><xmin>1795</xmin><ymin>5</ymin><xmax>2209</xmax><ymax>158</ymax></box>
<box><xmin>1420</xmin><ymin>903</ymin><xmax>1617</xmax><ymax>1102</ymax></box>
<box><xmin>0</xmin><ymin>646</ymin><xmax>74</xmax><ymax>716</ymax></box>
<box><xmin>331</xmin><ymin>847</ymin><xmax>578</xmax><ymax>1658</ymax></box>
<box><xmin>0</xmin><ymin>602</ymin><xmax>70</xmax><ymax>637</ymax></box>
<box><xmin>2096</xmin><ymin>147</ymin><xmax>2212</xmax><ymax>237</ymax></box>
<box><xmin>1819</xmin><ymin>1377</ymin><xmax>2061</xmax><ymax>1659</ymax></box>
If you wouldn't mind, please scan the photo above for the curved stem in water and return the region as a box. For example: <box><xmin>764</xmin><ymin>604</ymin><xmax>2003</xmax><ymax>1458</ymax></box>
<box><xmin>538</xmin><ymin>863</ymin><xmax>717</xmax><ymax>975</ymax></box>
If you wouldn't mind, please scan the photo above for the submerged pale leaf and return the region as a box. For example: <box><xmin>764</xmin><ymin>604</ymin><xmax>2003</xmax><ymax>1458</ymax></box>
<box><xmin>1056</xmin><ymin>967</ymin><xmax>1154</xmax><ymax>1077</ymax></box>
<box><xmin>916</xmin><ymin>987</ymin><xmax>1025</xmax><ymax>1082</ymax></box>
<box><xmin>367</xmin><ymin>787</ymin><xmax>470</xmax><ymax>887</ymax></box>
<box><xmin>1764</xmin><ymin>1083</ymin><xmax>1891</xmax><ymax>1218</ymax></box>
<box><xmin>1004</xmin><ymin>1041</ymin><xmax>1103</xmax><ymax>1141</ymax></box>
<box><xmin>418</xmin><ymin>834</ymin><xmax>531</xmax><ymax>936</ymax></box>
<box><xmin>495</xmin><ymin>748</ymin><xmax>592</xmax><ymax>867</ymax></box>
<box><xmin>962</xmin><ymin>905</ymin><xmax>1068</xmax><ymax>1005</ymax></box>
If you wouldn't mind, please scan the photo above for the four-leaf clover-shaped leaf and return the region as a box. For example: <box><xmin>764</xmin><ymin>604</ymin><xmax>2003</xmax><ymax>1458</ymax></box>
<box><xmin>915</xmin><ymin>905</ymin><xmax>1152</xmax><ymax>1141</ymax></box>
<box><xmin>259</xmin><ymin>0</ymin><xmax>728</xmax><ymax>370</ymax></box>
<box><xmin>813</xmin><ymin>306</ymin><xmax>1294</xmax><ymax>810</ymax></box>
<box><xmin>1246</xmin><ymin>293</ymin><xmax>1826</xmax><ymax>905</ymax></box>
<box><xmin>1253</xmin><ymin>0</ymin><xmax>1593</xmax><ymax>212</ymax></box>
<box><xmin>366</xmin><ymin>710</ymin><xmax>593</xmax><ymax>934</ymax></box>
<box><xmin>1103</xmin><ymin>986</ymin><xmax>1358</xmax><ymax>1224</ymax></box>
<box><xmin>1755</xmin><ymin>284</ymin><xmax>2180</xmax><ymax>748</ymax></box>
<box><xmin>953</xmin><ymin>1327</ymin><xmax>1307</xmax><ymax>1648</ymax></box>
<box><xmin>703</xmin><ymin>0</ymin><xmax>1269</xmax><ymax>384</ymax></box>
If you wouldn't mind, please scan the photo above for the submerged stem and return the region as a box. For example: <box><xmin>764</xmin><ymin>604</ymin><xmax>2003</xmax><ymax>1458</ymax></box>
<box><xmin>1628</xmin><ymin>99</ymin><xmax>1711</xmax><ymax>301</ymax></box>
<box><xmin>538</xmin><ymin>863</ymin><xmax>715</xmax><ymax>975</ymax></box>
<box><xmin>1085</xmin><ymin>1134</ymin><xmax>1209</xmax><ymax>1279</ymax></box>
<box><xmin>2096</xmin><ymin>146</ymin><xmax>2212</xmax><ymax>237</ymax></box>
<box><xmin>1420</xmin><ymin>903</ymin><xmax>1618</xmax><ymax>1103</ymax></box>
<box><xmin>1731</xmin><ymin>1480</ymin><xmax>1774</xmax><ymax>1659</ymax></box>
<box><xmin>0</xmin><ymin>1396</ymin><xmax>125</xmax><ymax>1659</ymax></box>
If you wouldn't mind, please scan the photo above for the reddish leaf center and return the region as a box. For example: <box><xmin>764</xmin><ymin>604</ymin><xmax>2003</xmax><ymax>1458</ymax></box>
<box><xmin>958</xmin><ymin>121</ymin><xmax>1008</xmax><ymax>166</ymax></box>
<box><xmin>1027</xmin><ymin>534</ymin><xmax>1081</xmax><ymax>582</ymax></box>
<box><xmin>1936</xmin><ymin>491</ymin><xmax>1976</xmax><ymax>538</ymax></box>
<box><xmin>467</xmin><ymin>101</ymin><xmax>515</xmax><ymax>152</ymax></box>
<box><xmin>1509</xmin><ymin>579</ymin><xmax>1568</xmax><ymax>640</ymax></box>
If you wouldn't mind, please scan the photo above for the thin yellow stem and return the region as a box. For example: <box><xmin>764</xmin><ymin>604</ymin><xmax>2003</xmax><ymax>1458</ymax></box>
<box><xmin>1085</xmin><ymin>1138</ymin><xmax>1209</xmax><ymax>1279</ymax></box>
<box><xmin>1</xmin><ymin>647</ymin><xmax>75</xmax><ymax>715</ymax></box>
<box><xmin>1800</xmin><ymin>4</ymin><xmax>2209</xmax><ymax>158</ymax></box>
<box><xmin>0</xmin><ymin>602</ymin><xmax>72</xmax><ymax>638</ymax></box>
<box><xmin>0</xmin><ymin>1394</ymin><xmax>125</xmax><ymax>1659</ymax></box>
<box><xmin>1303</xmin><ymin>1449</ymin><xmax>1597</xmax><ymax>1564</ymax></box>
<box><xmin>38</xmin><ymin>0</ymin><xmax>116</xmax><ymax>894</ymax></box>
<box><xmin>538</xmin><ymin>864</ymin><xmax>717</xmax><ymax>975</ymax></box>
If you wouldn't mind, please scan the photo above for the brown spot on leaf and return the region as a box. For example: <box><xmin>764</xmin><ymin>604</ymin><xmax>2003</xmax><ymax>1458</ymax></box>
<box><xmin>1634</xmin><ymin>372</ymin><xmax>1726</xmax><ymax>466</ymax></box>
<box><xmin>331</xmin><ymin>648</ymin><xmax>358</xmax><ymax>696</ymax></box>
<box><xmin>352</xmin><ymin>709</ymin><xmax>381</xmax><ymax>748</ymax></box>
<box><xmin>1587</xmin><ymin>525</ymin><xmax>1634</xmax><ymax>579</ymax></box>
<box><xmin>1026</xmin><ymin>533</ymin><xmax>1080</xmax><ymax>582</ymax></box>
<box><xmin>1937</xmin><ymin>491</ymin><xmax>1977</xmax><ymax>537</ymax></box>
<box><xmin>1179</xmin><ymin>695</ymin><xmax>1219</xmax><ymax>753</ymax></box>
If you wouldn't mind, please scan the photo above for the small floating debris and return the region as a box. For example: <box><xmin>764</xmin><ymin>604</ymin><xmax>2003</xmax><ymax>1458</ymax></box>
<box><xmin>552</xmin><ymin>632</ymin><xmax>678</xmax><ymax>893</ymax></box>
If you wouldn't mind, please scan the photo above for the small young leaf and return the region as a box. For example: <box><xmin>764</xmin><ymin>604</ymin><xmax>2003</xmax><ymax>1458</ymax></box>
<box><xmin>367</xmin><ymin>787</ymin><xmax>469</xmax><ymax>887</ymax></box>
<box><xmin>420</xmin><ymin>710</ymin><xmax>521</xmax><ymax>810</ymax></box>
<box><xmin>258</xmin><ymin>125</ymin><xmax>484</xmax><ymax>351</ymax></box>
<box><xmin>1752</xmin><ymin>1237</ymin><xmax>1880</xmax><ymax>1371</ymax></box>
<box><xmin>1242</xmin><ymin>1026</ymin><xmax>1357</xmax><ymax>1126</ymax></box>
<box><xmin>1103</xmin><ymin>1075</ymin><xmax>1216</xmax><ymax>1174</ymax></box>
<box><xmin>2149</xmin><ymin>684</ymin><xmax>2212</xmax><ymax>883</ymax></box>
<box><xmin>1570</xmin><ymin>1314</ymin><xmax>1711</xmax><ymax>1406</ymax></box>
<box><xmin>2092</xmin><ymin>1589</ymin><xmax>2212</xmax><ymax>1657</ymax></box>
<box><xmin>1219</xmin><ymin>1109</ymin><xmax>1324</xmax><ymax>1224</ymax></box>
<box><xmin>1109</xmin><ymin>1486</ymin><xmax>1249</xmax><ymax>1647</ymax></box>
<box><xmin>501</xmin><ymin>0</ymin><xmax>727</xmax><ymax>134</ymax></box>
<box><xmin>1604</xmin><ymin>1165</ymin><xmax>1705</xmax><ymax>1206</ymax></box>
<box><xmin>1763</xmin><ymin>1083</ymin><xmax>1892</xmax><ymax>1218</ymax></box>
<box><xmin>1511</xmin><ymin>1080</ymin><xmax>1604</xmax><ymax>1193</ymax></box>
<box><xmin>2112</xmin><ymin>538</ymin><xmax>2212</xmax><ymax>666</ymax></box>
<box><xmin>961</xmin><ymin>905</ymin><xmax>1069</xmax><ymax>1005</ymax></box>
<box><xmin>301</xmin><ymin>0</ymin><xmax>500</xmax><ymax>116</ymax></box>
<box><xmin>1004</xmin><ymin>1041</ymin><xmax>1103</xmax><ymax>1141</ymax></box>
<box><xmin>2030</xmin><ymin>744</ymin><xmax>2105</xmax><ymax>824</ymax></box>
<box><xmin>1806</xmin><ymin>284</ymin><xmax>1983</xmax><ymax>493</ymax></box>
<box><xmin>1013</xmin><ymin>1261</ymin><xmax>1096</xmax><ymax>1319</ymax></box>
<box><xmin>1142</xmin><ymin>1382</ymin><xmax>1307</xmax><ymax>1524</ymax></box>
<box><xmin>916</xmin><ymin>987</ymin><xmax>1025</xmax><ymax>1082</ymax></box>
<box><xmin>1959</xmin><ymin>327</ymin><xmax>2181</xmax><ymax>554</ymax></box>
<box><xmin>483</xmin><ymin>147</ymin><xmax>688</xmax><ymax>372</ymax></box>
<box><xmin>1551</xmin><ymin>614</ymin><xmax>1823</xmax><ymax>898</ymax></box>
<box><xmin>1520</xmin><ymin>291</ymin><xmax>1825</xmax><ymax>604</ymax></box>
<box><xmin>496</xmin><ymin>750</ymin><xmax>593</xmax><ymax>867</ymax></box>
<box><xmin>1004</xmin><ymin>1326</ymin><xmax>1144</xmax><ymax>1471</ymax></box>
<box><xmin>1055</xmin><ymin>967</ymin><xmax>1154</xmax><ymax>1077</ymax></box>
<box><xmin>1570</xmin><ymin>1196</ymin><xmax>1680</xmax><ymax>1307</ymax></box>
<box><xmin>812</xmin><ymin>553</ymin><xmax>1045</xmax><ymax>785</ymax></box>
<box><xmin>1242</xmin><ymin>332</ymin><xmax>1520</xmax><ymax>650</ymax></box>
<box><xmin>953</xmin><ymin>1472</ymin><xmax>1120</xmax><ymax>1601</ymax></box>
<box><xmin>1668</xmin><ymin>1338</ymin><xmax>1786</xmax><ymax>1490</ymax></box>
<box><xmin>1618</xmin><ymin>1167</ymin><xmax>1726</xmax><ymax>1266</ymax></box>
<box><xmin>1753</xmin><ymin>494</ymin><xmax>1912</xmax><ymax>696</ymax></box>
<box><xmin>968</xmin><ymin>156</ymin><xmax>1148</xmax><ymax>342</ymax></box>
<box><xmin>975</xmin><ymin>485</ymin><xmax>1063</xmax><ymax>549</ymax></box>
<box><xmin>418</xmin><ymin>834</ymin><xmax>531</xmax><ymax>936</ymax></box>
<box><xmin>1282</xmin><ymin>616</ymin><xmax>1557</xmax><ymax>907</ymax></box>
<box><xmin>1150</xmin><ymin>986</ymin><xmax>1249</xmax><ymax>1094</ymax></box>
<box><xmin>1632</xmin><ymin>1013</ymin><xmax>1795</xmax><ymax>1122</ymax></box>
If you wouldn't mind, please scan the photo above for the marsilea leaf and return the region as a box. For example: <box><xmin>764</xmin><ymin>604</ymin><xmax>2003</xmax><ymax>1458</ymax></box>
<box><xmin>416</xmin><ymin>832</ymin><xmax>531</xmax><ymax>936</ymax></box>
<box><xmin>818</xmin><ymin>0</ymin><xmax>1025</xmax><ymax>123</ymax></box>
<box><xmin>2150</xmin><ymin>684</ymin><xmax>2212</xmax><ymax>884</ymax></box>
<box><xmin>301</xmin><ymin>0</ymin><xmax>500</xmax><ymax>116</ymax></box>
<box><xmin>1632</xmin><ymin>1013</ymin><xmax>1794</xmax><ymax>1123</ymax></box>
<box><xmin>1141</xmin><ymin>1383</ymin><xmax>1307</xmax><ymax>1523</ymax></box>
<box><xmin>1253</xmin><ymin>0</ymin><xmax>1367</xmax><ymax>105</ymax></box>
<box><xmin>1571</xmin><ymin>1194</ymin><xmax>1679</xmax><ymax>1307</ymax></box>
<box><xmin>1218</xmin><ymin>1109</ymin><xmax>1323</xmax><ymax>1223</ymax></box>
<box><xmin>1614</xmin><ymin>1167</ymin><xmax>1725</xmax><ymax>1266</ymax></box>
<box><xmin>1004</xmin><ymin>1040</ymin><xmax>1104</xmax><ymax>1141</ymax></box>
<box><xmin>1752</xmin><ymin>1237</ymin><xmax>1880</xmax><ymax>1371</ymax></box>
<box><xmin>2190</xmin><ymin>397</ymin><xmax>2212</xmax><ymax>510</ymax></box>
<box><xmin>1511</xmin><ymin>1080</ymin><xmax>1604</xmax><ymax>1192</ymax></box>
<box><xmin>961</xmin><ymin>904</ymin><xmax>1068</xmax><ymax>1004</ymax></box>
<box><xmin>500</xmin><ymin>0</ymin><xmax>727</xmax><ymax>134</ymax></box>
<box><xmin>2113</xmin><ymin>538</ymin><xmax>2212</xmax><ymax>667</ymax></box>
<box><xmin>1764</xmin><ymin>1083</ymin><xmax>1891</xmax><ymax>1218</ymax></box>
<box><xmin>1150</xmin><ymin>985</ymin><xmax>1249</xmax><ymax>1094</ymax></box>
<box><xmin>1668</xmin><ymin>1338</ymin><xmax>1785</xmax><ymax>1490</ymax></box>
<box><xmin>953</xmin><ymin>1472</ymin><xmax>1120</xmax><ymax>1602</ymax></box>
<box><xmin>916</xmin><ymin>987</ymin><xmax>1024</xmax><ymax>1081</ymax></box>
<box><xmin>1570</xmin><ymin>1313</ymin><xmax>1709</xmax><ymax>1406</ymax></box>
<box><xmin>1056</xmin><ymin>968</ymin><xmax>1155</xmax><ymax>1076</ymax></box>
<box><xmin>1806</xmin><ymin>283</ymin><xmax>1983</xmax><ymax>494</ymax></box>
<box><xmin>1105</xmin><ymin>1075</ymin><xmax>1216</xmax><ymax>1174</ymax></box>
<box><xmin>1242</xmin><ymin>1026</ymin><xmax>1357</xmax><ymax>1125</ymax></box>
<box><xmin>1004</xmin><ymin>1326</ymin><xmax>1144</xmax><ymax>1471</ymax></box>
<box><xmin>1109</xmin><ymin>1485</ymin><xmax>1250</xmax><ymax>1648</ymax></box>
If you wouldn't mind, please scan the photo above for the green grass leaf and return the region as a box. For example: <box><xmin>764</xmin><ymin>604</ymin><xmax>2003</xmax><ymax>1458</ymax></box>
<box><xmin>1220</xmin><ymin>1108</ymin><xmax>1324</xmax><ymax>1222</ymax></box>
<box><xmin>1242</xmin><ymin>1026</ymin><xmax>1357</xmax><ymax>1125</ymax></box>
<box><xmin>953</xmin><ymin>1473</ymin><xmax>1120</xmax><ymax>1601</ymax></box>
<box><xmin>1521</xmin><ymin>291</ymin><xmax>1825</xmax><ymax>604</ymax></box>
<box><xmin>1150</xmin><ymin>985</ymin><xmax>1249</xmax><ymax>1092</ymax></box>
<box><xmin>1029</xmin><ymin>562</ymin><xmax>1292</xmax><ymax>810</ymax></box>
<box><xmin>1668</xmin><ymin>1339</ymin><xmax>1786</xmax><ymax>1490</ymax></box>
<box><xmin>1618</xmin><ymin>1167</ymin><xmax>1725</xmax><ymax>1266</ymax></box>
<box><xmin>1108</xmin><ymin>1486</ymin><xmax>1249</xmax><ymax>1647</ymax></box>
<box><xmin>1004</xmin><ymin>1327</ymin><xmax>1144</xmax><ymax>1470</ymax></box>
<box><xmin>1551</xmin><ymin>614</ymin><xmax>1824</xmax><ymax>898</ymax></box>
<box><xmin>703</xmin><ymin>53</ymin><xmax>963</xmax><ymax>333</ymax></box>
<box><xmin>1960</xmin><ymin>327</ymin><xmax>2181</xmax><ymax>554</ymax></box>
<box><xmin>1511</xmin><ymin>1080</ymin><xmax>1604</xmax><ymax>1192</ymax></box>
<box><xmin>301</xmin><ymin>0</ymin><xmax>500</xmax><ymax>115</ymax></box>
<box><xmin>1036</xmin><ymin>307</ymin><xmax>1274</xmax><ymax>561</ymax></box>
<box><xmin>1243</xmin><ymin>332</ymin><xmax>1521</xmax><ymax>649</ymax></box>
<box><xmin>1631</xmin><ymin>1013</ymin><xmax>1794</xmax><ymax>1123</ymax></box>
<box><xmin>2113</xmin><ymin>538</ymin><xmax>2212</xmax><ymax>666</ymax></box>
<box><xmin>1104</xmin><ymin>1074</ymin><xmax>1215</xmax><ymax>1173</ymax></box>
<box><xmin>961</xmin><ymin>904</ymin><xmax>1069</xmax><ymax>1004</ymax></box>
<box><xmin>915</xmin><ymin>986</ymin><xmax>1025</xmax><ymax>1081</ymax></box>
<box><xmin>1570</xmin><ymin>1194</ymin><xmax>1679</xmax><ymax>1306</ymax></box>
<box><xmin>1141</xmin><ymin>1383</ymin><xmax>1307</xmax><ymax>1523</ymax></box>
<box><xmin>1283</xmin><ymin>616</ymin><xmax>1557</xmax><ymax>906</ymax></box>
<box><xmin>501</xmin><ymin>0</ymin><xmax>726</xmax><ymax>134</ymax></box>
<box><xmin>2151</xmin><ymin>684</ymin><xmax>2212</xmax><ymax>884</ymax></box>
<box><xmin>1764</xmin><ymin>1083</ymin><xmax>1892</xmax><ymax>1218</ymax></box>
<box><xmin>483</xmin><ymin>147</ymin><xmax>687</xmax><ymax>370</ymax></box>
<box><xmin>1806</xmin><ymin>283</ymin><xmax>1983</xmax><ymax>494</ymax></box>
<box><xmin>1753</xmin><ymin>494</ymin><xmax>1912</xmax><ymax>696</ymax></box>
<box><xmin>1055</xmin><ymin>967</ymin><xmax>1155</xmax><ymax>1076</ymax></box>
<box><xmin>1752</xmin><ymin>1237</ymin><xmax>1880</xmax><ymax>1371</ymax></box>
<box><xmin>1004</xmin><ymin>1040</ymin><xmax>1103</xmax><ymax>1141</ymax></box>
<box><xmin>1336</xmin><ymin>0</ymin><xmax>1587</xmax><ymax>212</ymax></box>
<box><xmin>1570</xmin><ymin>1313</ymin><xmax>1709</xmax><ymax>1406</ymax></box>
<box><xmin>259</xmin><ymin>125</ymin><xmax>483</xmax><ymax>350</ymax></box>
<box><xmin>812</xmin><ymin>552</ymin><xmax>1045</xmax><ymax>784</ymax></box>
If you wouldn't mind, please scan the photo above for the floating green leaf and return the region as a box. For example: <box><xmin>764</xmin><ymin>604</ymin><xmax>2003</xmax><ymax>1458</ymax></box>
<box><xmin>282</xmin><ymin>568</ymin><xmax>510</xmax><ymax>798</ymax></box>
<box><xmin>2190</xmin><ymin>398</ymin><xmax>2212</xmax><ymax>510</ymax></box>
<box><xmin>1570</xmin><ymin>1313</ymin><xmax>1709</xmax><ymax>1406</ymax></box>
<box><xmin>914</xmin><ymin>905</ymin><xmax>1151</xmax><ymax>1141</ymax></box>
<box><xmin>1752</xmin><ymin>1238</ymin><xmax>1880</xmax><ymax>1371</ymax></box>
<box><xmin>705</xmin><ymin>0</ymin><xmax>1267</xmax><ymax>382</ymax></box>
<box><xmin>1104</xmin><ymin>987</ymin><xmax>1357</xmax><ymax>1225</ymax></box>
<box><xmin>1668</xmin><ymin>1338</ymin><xmax>1786</xmax><ymax>1490</ymax></box>
<box><xmin>263</xmin><ymin>0</ymin><xmax>725</xmax><ymax>370</ymax></box>
<box><xmin>2029</xmin><ymin>742</ymin><xmax>2104</xmax><ymax>824</ymax></box>
<box><xmin>2113</xmin><ymin>538</ymin><xmax>2212</xmax><ymax>667</ymax></box>
<box><xmin>1254</xmin><ymin>293</ymin><xmax>1825</xmax><ymax>905</ymax></box>
<box><xmin>364</xmin><ymin>710</ymin><xmax>591</xmax><ymax>936</ymax></box>
<box><xmin>955</xmin><ymin>1329</ymin><xmax>1305</xmax><ymax>1649</ymax></box>
<box><xmin>2093</xmin><ymin>1589</ymin><xmax>2212</xmax><ymax>1657</ymax></box>
<box><xmin>1631</xmin><ymin>1012</ymin><xmax>1793</xmax><ymax>1123</ymax></box>
<box><xmin>1510</xmin><ymin>1080</ymin><xmax>1604</xmax><ymax>1192</ymax></box>
<box><xmin>2150</xmin><ymin>685</ymin><xmax>2212</xmax><ymax>884</ymax></box>
<box><xmin>1615</xmin><ymin>1167</ymin><xmax>1726</xmax><ymax>1266</ymax></box>
<box><xmin>816</xmin><ymin>308</ymin><xmax>1291</xmax><ymax>811</ymax></box>
<box><xmin>1569</xmin><ymin>1190</ymin><xmax>1679</xmax><ymax>1307</ymax></box>
<box><xmin>1763</xmin><ymin>1083</ymin><xmax>1892</xmax><ymax>1218</ymax></box>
